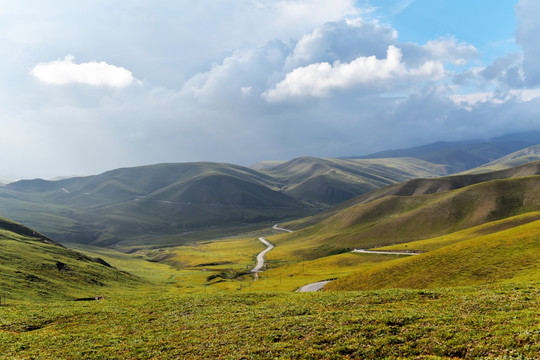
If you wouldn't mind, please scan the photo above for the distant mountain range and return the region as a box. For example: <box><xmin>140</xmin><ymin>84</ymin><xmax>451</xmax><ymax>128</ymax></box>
<box><xmin>350</xmin><ymin>131</ymin><xmax>540</xmax><ymax>173</ymax></box>
<box><xmin>1</xmin><ymin>131</ymin><xmax>539</xmax><ymax>247</ymax></box>
<box><xmin>276</xmin><ymin>161</ymin><xmax>540</xmax><ymax>290</ymax></box>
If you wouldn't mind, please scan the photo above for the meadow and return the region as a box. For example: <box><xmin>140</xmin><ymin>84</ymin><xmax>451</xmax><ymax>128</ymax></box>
<box><xmin>0</xmin><ymin>284</ymin><xmax>537</xmax><ymax>359</ymax></box>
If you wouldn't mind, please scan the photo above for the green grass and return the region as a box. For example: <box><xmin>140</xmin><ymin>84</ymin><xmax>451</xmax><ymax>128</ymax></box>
<box><xmin>376</xmin><ymin>211</ymin><xmax>540</xmax><ymax>252</ymax></box>
<box><xmin>262</xmin><ymin>156</ymin><xmax>448</xmax><ymax>206</ymax></box>
<box><xmin>326</xmin><ymin>219</ymin><xmax>540</xmax><ymax>291</ymax></box>
<box><xmin>464</xmin><ymin>146</ymin><xmax>540</xmax><ymax>174</ymax></box>
<box><xmin>0</xmin><ymin>284</ymin><xmax>537</xmax><ymax>359</ymax></box>
<box><xmin>0</xmin><ymin>228</ymin><xmax>142</xmax><ymax>302</ymax></box>
<box><xmin>270</xmin><ymin>176</ymin><xmax>540</xmax><ymax>262</ymax></box>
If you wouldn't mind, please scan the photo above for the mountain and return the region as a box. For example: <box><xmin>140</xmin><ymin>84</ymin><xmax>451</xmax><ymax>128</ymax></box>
<box><xmin>0</xmin><ymin>162</ymin><xmax>315</xmax><ymax>246</ymax></box>
<box><xmin>0</xmin><ymin>158</ymin><xmax>453</xmax><ymax>246</ymax></box>
<box><xmin>261</xmin><ymin>156</ymin><xmax>448</xmax><ymax>206</ymax></box>
<box><xmin>285</xmin><ymin>161</ymin><xmax>540</xmax><ymax>230</ymax></box>
<box><xmin>276</xmin><ymin>164</ymin><xmax>540</xmax><ymax>260</ymax></box>
<box><xmin>325</xmin><ymin>213</ymin><xmax>540</xmax><ymax>291</ymax></box>
<box><xmin>351</xmin><ymin>131</ymin><xmax>540</xmax><ymax>173</ymax></box>
<box><xmin>463</xmin><ymin>145</ymin><xmax>540</xmax><ymax>174</ymax></box>
<box><xmin>0</xmin><ymin>217</ymin><xmax>139</xmax><ymax>300</ymax></box>
<box><xmin>267</xmin><ymin>163</ymin><xmax>540</xmax><ymax>291</ymax></box>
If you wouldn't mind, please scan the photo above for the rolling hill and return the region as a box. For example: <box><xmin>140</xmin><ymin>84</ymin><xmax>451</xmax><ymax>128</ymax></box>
<box><xmin>0</xmin><ymin>217</ymin><xmax>140</xmax><ymax>301</ymax></box>
<box><xmin>0</xmin><ymin>162</ymin><xmax>314</xmax><ymax>246</ymax></box>
<box><xmin>463</xmin><ymin>145</ymin><xmax>540</xmax><ymax>174</ymax></box>
<box><xmin>271</xmin><ymin>166</ymin><xmax>540</xmax><ymax>261</ymax></box>
<box><xmin>0</xmin><ymin>158</ymin><xmax>450</xmax><ymax>247</ymax></box>
<box><xmin>260</xmin><ymin>156</ymin><xmax>448</xmax><ymax>206</ymax></box>
<box><xmin>283</xmin><ymin>160</ymin><xmax>540</xmax><ymax>230</ymax></box>
<box><xmin>1</xmin><ymin>131</ymin><xmax>539</xmax><ymax>248</ymax></box>
<box><xmin>352</xmin><ymin>131</ymin><xmax>540</xmax><ymax>172</ymax></box>
<box><xmin>325</xmin><ymin>214</ymin><xmax>540</xmax><ymax>291</ymax></box>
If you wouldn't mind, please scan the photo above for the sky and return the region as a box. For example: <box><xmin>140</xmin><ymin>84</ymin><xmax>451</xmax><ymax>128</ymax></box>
<box><xmin>1</xmin><ymin>0</ymin><xmax>539</xmax><ymax>179</ymax></box>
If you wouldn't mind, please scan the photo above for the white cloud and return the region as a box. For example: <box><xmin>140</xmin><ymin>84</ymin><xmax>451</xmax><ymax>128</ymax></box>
<box><xmin>285</xmin><ymin>18</ymin><xmax>397</xmax><ymax>69</ymax></box>
<box><xmin>421</xmin><ymin>38</ymin><xmax>478</xmax><ymax>65</ymax></box>
<box><xmin>451</xmin><ymin>88</ymin><xmax>540</xmax><ymax>111</ymax></box>
<box><xmin>30</xmin><ymin>55</ymin><xmax>139</xmax><ymax>87</ymax></box>
<box><xmin>264</xmin><ymin>46</ymin><xmax>444</xmax><ymax>101</ymax></box>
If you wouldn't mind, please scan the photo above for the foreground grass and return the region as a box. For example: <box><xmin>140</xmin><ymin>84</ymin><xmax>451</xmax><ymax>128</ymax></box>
<box><xmin>0</xmin><ymin>283</ymin><xmax>537</xmax><ymax>359</ymax></box>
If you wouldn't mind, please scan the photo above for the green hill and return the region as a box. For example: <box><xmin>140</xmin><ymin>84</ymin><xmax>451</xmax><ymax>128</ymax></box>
<box><xmin>325</xmin><ymin>215</ymin><xmax>540</xmax><ymax>291</ymax></box>
<box><xmin>271</xmin><ymin>172</ymin><xmax>540</xmax><ymax>261</ymax></box>
<box><xmin>0</xmin><ymin>162</ymin><xmax>314</xmax><ymax>246</ymax></box>
<box><xmin>261</xmin><ymin>156</ymin><xmax>448</xmax><ymax>206</ymax></box>
<box><xmin>464</xmin><ymin>145</ymin><xmax>540</xmax><ymax>174</ymax></box>
<box><xmin>0</xmin><ymin>158</ymin><xmax>449</xmax><ymax>247</ymax></box>
<box><xmin>0</xmin><ymin>217</ymin><xmax>140</xmax><ymax>301</ymax></box>
<box><xmin>354</xmin><ymin>131</ymin><xmax>540</xmax><ymax>172</ymax></box>
<box><xmin>283</xmin><ymin>160</ymin><xmax>540</xmax><ymax>230</ymax></box>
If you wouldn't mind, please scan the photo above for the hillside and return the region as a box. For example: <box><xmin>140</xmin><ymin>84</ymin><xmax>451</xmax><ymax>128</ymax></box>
<box><xmin>283</xmin><ymin>160</ymin><xmax>540</xmax><ymax>230</ymax></box>
<box><xmin>353</xmin><ymin>131</ymin><xmax>540</xmax><ymax>172</ymax></box>
<box><xmin>464</xmin><ymin>145</ymin><xmax>540</xmax><ymax>174</ymax></box>
<box><xmin>0</xmin><ymin>158</ymin><xmax>449</xmax><ymax>246</ymax></box>
<box><xmin>0</xmin><ymin>162</ymin><xmax>314</xmax><ymax>246</ymax></box>
<box><xmin>261</xmin><ymin>156</ymin><xmax>448</xmax><ymax>206</ymax></box>
<box><xmin>325</xmin><ymin>214</ymin><xmax>540</xmax><ymax>291</ymax></box>
<box><xmin>270</xmin><ymin>173</ymin><xmax>540</xmax><ymax>261</ymax></box>
<box><xmin>0</xmin><ymin>217</ymin><xmax>140</xmax><ymax>301</ymax></box>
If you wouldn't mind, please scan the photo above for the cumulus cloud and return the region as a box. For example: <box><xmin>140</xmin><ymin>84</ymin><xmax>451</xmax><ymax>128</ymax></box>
<box><xmin>264</xmin><ymin>46</ymin><xmax>444</xmax><ymax>101</ymax></box>
<box><xmin>516</xmin><ymin>0</ymin><xmax>540</xmax><ymax>86</ymax></box>
<box><xmin>285</xmin><ymin>18</ymin><xmax>397</xmax><ymax>69</ymax></box>
<box><xmin>30</xmin><ymin>55</ymin><xmax>139</xmax><ymax>87</ymax></box>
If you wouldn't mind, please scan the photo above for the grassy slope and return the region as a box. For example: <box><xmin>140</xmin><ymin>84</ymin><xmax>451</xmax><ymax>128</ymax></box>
<box><xmin>463</xmin><ymin>144</ymin><xmax>540</xmax><ymax>174</ymax></box>
<box><xmin>0</xmin><ymin>218</ymin><xmax>141</xmax><ymax>301</ymax></box>
<box><xmin>269</xmin><ymin>175</ymin><xmax>540</xmax><ymax>261</ymax></box>
<box><xmin>262</xmin><ymin>156</ymin><xmax>448</xmax><ymax>206</ymax></box>
<box><xmin>282</xmin><ymin>160</ymin><xmax>540</xmax><ymax>230</ymax></box>
<box><xmin>0</xmin><ymin>162</ymin><xmax>314</xmax><ymax>246</ymax></box>
<box><xmin>326</xmin><ymin>218</ymin><xmax>540</xmax><ymax>291</ymax></box>
<box><xmin>357</xmin><ymin>131</ymin><xmax>540</xmax><ymax>172</ymax></box>
<box><xmin>0</xmin><ymin>284</ymin><xmax>537</xmax><ymax>359</ymax></box>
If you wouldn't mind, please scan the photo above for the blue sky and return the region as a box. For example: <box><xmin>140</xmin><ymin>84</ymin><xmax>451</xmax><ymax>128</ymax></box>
<box><xmin>368</xmin><ymin>0</ymin><xmax>519</xmax><ymax>62</ymax></box>
<box><xmin>0</xmin><ymin>0</ymin><xmax>539</xmax><ymax>179</ymax></box>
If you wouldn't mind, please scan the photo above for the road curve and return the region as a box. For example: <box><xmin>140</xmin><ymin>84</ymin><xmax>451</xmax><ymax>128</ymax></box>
<box><xmin>296</xmin><ymin>280</ymin><xmax>332</xmax><ymax>292</ymax></box>
<box><xmin>251</xmin><ymin>237</ymin><xmax>274</xmax><ymax>273</ymax></box>
<box><xmin>273</xmin><ymin>224</ymin><xmax>293</xmax><ymax>233</ymax></box>
<box><xmin>352</xmin><ymin>249</ymin><xmax>421</xmax><ymax>255</ymax></box>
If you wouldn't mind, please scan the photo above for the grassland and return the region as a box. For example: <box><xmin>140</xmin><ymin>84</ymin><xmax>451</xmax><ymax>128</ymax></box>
<box><xmin>2</xmin><ymin>164</ymin><xmax>540</xmax><ymax>358</ymax></box>
<box><xmin>0</xmin><ymin>284</ymin><xmax>537</xmax><ymax>359</ymax></box>
<box><xmin>0</xmin><ymin>218</ymin><xmax>142</xmax><ymax>302</ymax></box>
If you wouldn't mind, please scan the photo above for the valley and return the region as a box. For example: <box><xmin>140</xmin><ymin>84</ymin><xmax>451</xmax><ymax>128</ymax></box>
<box><xmin>1</xmin><ymin>134</ymin><xmax>539</xmax><ymax>358</ymax></box>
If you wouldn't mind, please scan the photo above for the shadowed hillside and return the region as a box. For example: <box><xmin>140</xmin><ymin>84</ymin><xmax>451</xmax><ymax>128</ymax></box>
<box><xmin>262</xmin><ymin>156</ymin><xmax>448</xmax><ymax>206</ymax></box>
<box><xmin>0</xmin><ymin>162</ymin><xmax>315</xmax><ymax>246</ymax></box>
<box><xmin>271</xmin><ymin>173</ymin><xmax>540</xmax><ymax>260</ymax></box>
<box><xmin>0</xmin><ymin>217</ymin><xmax>140</xmax><ymax>301</ymax></box>
<box><xmin>0</xmin><ymin>158</ymin><xmax>450</xmax><ymax>246</ymax></box>
<box><xmin>353</xmin><ymin>131</ymin><xmax>540</xmax><ymax>172</ymax></box>
<box><xmin>464</xmin><ymin>145</ymin><xmax>540</xmax><ymax>174</ymax></box>
<box><xmin>284</xmin><ymin>161</ymin><xmax>540</xmax><ymax>230</ymax></box>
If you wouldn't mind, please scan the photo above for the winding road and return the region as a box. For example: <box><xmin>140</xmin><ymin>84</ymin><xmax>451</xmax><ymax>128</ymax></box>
<box><xmin>296</xmin><ymin>280</ymin><xmax>332</xmax><ymax>292</ymax></box>
<box><xmin>251</xmin><ymin>237</ymin><xmax>274</xmax><ymax>274</ymax></box>
<box><xmin>352</xmin><ymin>249</ymin><xmax>421</xmax><ymax>255</ymax></box>
<box><xmin>250</xmin><ymin>224</ymin><xmax>291</xmax><ymax>279</ymax></box>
